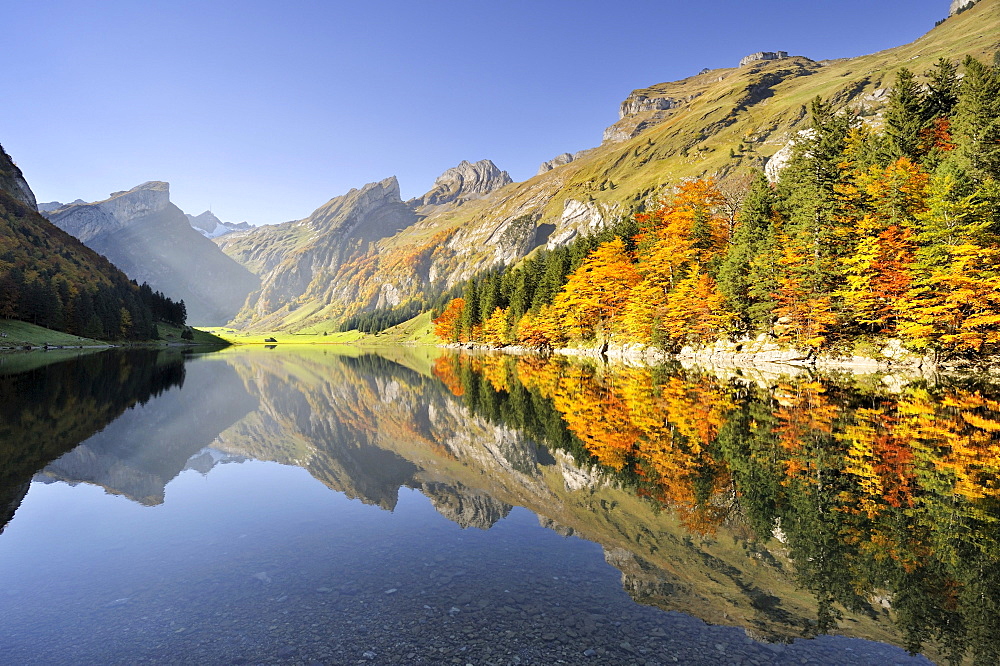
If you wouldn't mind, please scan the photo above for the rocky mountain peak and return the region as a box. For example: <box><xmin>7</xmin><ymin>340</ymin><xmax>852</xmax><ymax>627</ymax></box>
<box><xmin>43</xmin><ymin>180</ymin><xmax>172</xmax><ymax>243</ymax></box>
<box><xmin>537</xmin><ymin>152</ymin><xmax>575</xmax><ymax>176</ymax></box>
<box><xmin>187</xmin><ymin>210</ymin><xmax>223</xmax><ymax>232</ymax></box>
<box><xmin>102</xmin><ymin>181</ymin><xmax>171</xmax><ymax>220</ymax></box>
<box><xmin>187</xmin><ymin>211</ymin><xmax>252</xmax><ymax>238</ymax></box>
<box><xmin>415</xmin><ymin>159</ymin><xmax>512</xmax><ymax>207</ymax></box>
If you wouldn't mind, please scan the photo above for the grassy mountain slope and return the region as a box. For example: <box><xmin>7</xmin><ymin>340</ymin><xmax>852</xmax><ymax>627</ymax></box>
<box><xmin>221</xmin><ymin>1</ymin><xmax>1000</xmax><ymax>332</ymax></box>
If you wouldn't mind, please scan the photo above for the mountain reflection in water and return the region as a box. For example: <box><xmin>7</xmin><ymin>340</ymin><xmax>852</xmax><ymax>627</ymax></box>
<box><xmin>2</xmin><ymin>347</ymin><xmax>995</xmax><ymax>664</ymax></box>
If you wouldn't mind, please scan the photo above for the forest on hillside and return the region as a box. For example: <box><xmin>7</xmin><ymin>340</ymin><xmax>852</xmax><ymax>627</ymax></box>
<box><xmin>429</xmin><ymin>56</ymin><xmax>1000</xmax><ymax>360</ymax></box>
<box><xmin>0</xmin><ymin>186</ymin><xmax>186</xmax><ymax>341</ymax></box>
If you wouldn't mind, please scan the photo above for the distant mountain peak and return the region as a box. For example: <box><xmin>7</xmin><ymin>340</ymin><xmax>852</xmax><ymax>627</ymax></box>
<box><xmin>43</xmin><ymin>181</ymin><xmax>259</xmax><ymax>324</ymax></box>
<box><xmin>43</xmin><ymin>180</ymin><xmax>172</xmax><ymax>243</ymax></box>
<box><xmin>415</xmin><ymin>159</ymin><xmax>512</xmax><ymax>207</ymax></box>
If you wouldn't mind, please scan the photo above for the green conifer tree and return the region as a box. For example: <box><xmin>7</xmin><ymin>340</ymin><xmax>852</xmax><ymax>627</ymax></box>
<box><xmin>884</xmin><ymin>68</ymin><xmax>926</xmax><ymax>161</ymax></box>
<box><xmin>923</xmin><ymin>58</ymin><xmax>959</xmax><ymax>120</ymax></box>
<box><xmin>717</xmin><ymin>171</ymin><xmax>776</xmax><ymax>330</ymax></box>
<box><xmin>950</xmin><ymin>56</ymin><xmax>1000</xmax><ymax>181</ymax></box>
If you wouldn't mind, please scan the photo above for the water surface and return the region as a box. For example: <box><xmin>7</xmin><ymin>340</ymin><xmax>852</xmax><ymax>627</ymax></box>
<box><xmin>2</xmin><ymin>346</ymin><xmax>992</xmax><ymax>664</ymax></box>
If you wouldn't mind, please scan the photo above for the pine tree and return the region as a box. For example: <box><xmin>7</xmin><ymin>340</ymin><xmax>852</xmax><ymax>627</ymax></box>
<box><xmin>717</xmin><ymin>171</ymin><xmax>776</xmax><ymax>329</ymax></box>
<box><xmin>923</xmin><ymin>58</ymin><xmax>959</xmax><ymax>121</ymax></box>
<box><xmin>884</xmin><ymin>68</ymin><xmax>927</xmax><ymax>161</ymax></box>
<box><xmin>950</xmin><ymin>56</ymin><xmax>1000</xmax><ymax>181</ymax></box>
<box><xmin>777</xmin><ymin>97</ymin><xmax>856</xmax><ymax>297</ymax></box>
<box><xmin>460</xmin><ymin>279</ymin><xmax>480</xmax><ymax>340</ymax></box>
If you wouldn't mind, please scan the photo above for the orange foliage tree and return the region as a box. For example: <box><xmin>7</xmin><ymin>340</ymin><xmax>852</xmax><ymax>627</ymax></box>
<box><xmin>433</xmin><ymin>297</ymin><xmax>465</xmax><ymax>342</ymax></box>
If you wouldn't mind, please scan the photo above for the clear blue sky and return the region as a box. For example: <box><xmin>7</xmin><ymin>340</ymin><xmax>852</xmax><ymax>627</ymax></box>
<box><xmin>4</xmin><ymin>0</ymin><xmax>949</xmax><ymax>225</ymax></box>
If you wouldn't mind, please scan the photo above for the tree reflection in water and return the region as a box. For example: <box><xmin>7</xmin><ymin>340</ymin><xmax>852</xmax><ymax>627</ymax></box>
<box><xmin>435</xmin><ymin>352</ymin><xmax>1000</xmax><ymax>663</ymax></box>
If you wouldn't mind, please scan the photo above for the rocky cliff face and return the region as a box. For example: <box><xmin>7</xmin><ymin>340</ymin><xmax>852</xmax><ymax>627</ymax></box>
<box><xmin>218</xmin><ymin>159</ymin><xmax>519</xmax><ymax>328</ymax></box>
<box><xmin>44</xmin><ymin>182</ymin><xmax>260</xmax><ymax>324</ymax></box>
<box><xmin>46</xmin><ymin>181</ymin><xmax>170</xmax><ymax>242</ymax></box>
<box><xmin>950</xmin><ymin>0</ymin><xmax>976</xmax><ymax>14</ymax></box>
<box><xmin>218</xmin><ymin>177</ymin><xmax>417</xmax><ymax>328</ymax></box>
<box><xmin>603</xmin><ymin>81</ymin><xmax>705</xmax><ymax>144</ymax></box>
<box><xmin>0</xmin><ymin>144</ymin><xmax>38</xmax><ymax>210</ymax></box>
<box><xmin>412</xmin><ymin>159</ymin><xmax>512</xmax><ymax>208</ymax></box>
<box><xmin>739</xmin><ymin>51</ymin><xmax>788</xmax><ymax>68</ymax></box>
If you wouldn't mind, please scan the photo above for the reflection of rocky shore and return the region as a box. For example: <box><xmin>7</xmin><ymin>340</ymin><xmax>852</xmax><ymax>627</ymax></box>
<box><xmin>422</xmin><ymin>482</ymin><xmax>512</xmax><ymax>529</ymax></box>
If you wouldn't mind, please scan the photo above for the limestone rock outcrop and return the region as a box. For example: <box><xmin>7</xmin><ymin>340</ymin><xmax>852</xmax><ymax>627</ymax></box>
<box><xmin>603</xmin><ymin>88</ymin><xmax>701</xmax><ymax>143</ymax></box>
<box><xmin>739</xmin><ymin>51</ymin><xmax>788</xmax><ymax>68</ymax></box>
<box><xmin>950</xmin><ymin>0</ymin><xmax>975</xmax><ymax>14</ymax></box>
<box><xmin>46</xmin><ymin>181</ymin><xmax>170</xmax><ymax>242</ymax></box>
<box><xmin>619</xmin><ymin>94</ymin><xmax>679</xmax><ymax>119</ymax></box>
<box><xmin>536</xmin><ymin>152</ymin><xmax>574</xmax><ymax>175</ymax></box>
<box><xmin>764</xmin><ymin>129</ymin><xmax>815</xmax><ymax>182</ymax></box>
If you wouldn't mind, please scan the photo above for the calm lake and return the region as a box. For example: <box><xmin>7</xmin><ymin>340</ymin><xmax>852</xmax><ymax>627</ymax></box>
<box><xmin>1</xmin><ymin>346</ymin><xmax>996</xmax><ymax>665</ymax></box>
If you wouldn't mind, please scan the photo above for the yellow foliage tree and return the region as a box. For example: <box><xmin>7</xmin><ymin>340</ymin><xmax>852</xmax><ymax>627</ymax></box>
<box><xmin>480</xmin><ymin>306</ymin><xmax>512</xmax><ymax>347</ymax></box>
<box><xmin>552</xmin><ymin>237</ymin><xmax>639</xmax><ymax>340</ymax></box>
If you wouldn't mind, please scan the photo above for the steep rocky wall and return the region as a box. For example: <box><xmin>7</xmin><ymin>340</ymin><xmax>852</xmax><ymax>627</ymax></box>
<box><xmin>0</xmin><ymin>144</ymin><xmax>38</xmax><ymax>211</ymax></box>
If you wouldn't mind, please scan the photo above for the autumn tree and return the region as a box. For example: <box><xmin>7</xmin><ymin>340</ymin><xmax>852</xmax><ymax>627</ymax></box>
<box><xmin>552</xmin><ymin>237</ymin><xmax>639</xmax><ymax>340</ymax></box>
<box><xmin>433</xmin><ymin>297</ymin><xmax>465</xmax><ymax>343</ymax></box>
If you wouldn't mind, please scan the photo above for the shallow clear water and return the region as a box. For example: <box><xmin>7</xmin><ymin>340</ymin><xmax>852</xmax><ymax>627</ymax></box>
<box><xmin>0</xmin><ymin>347</ymin><xmax>962</xmax><ymax>664</ymax></box>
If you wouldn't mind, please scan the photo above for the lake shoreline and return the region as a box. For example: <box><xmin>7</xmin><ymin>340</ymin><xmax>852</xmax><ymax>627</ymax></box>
<box><xmin>444</xmin><ymin>335</ymin><xmax>1000</xmax><ymax>378</ymax></box>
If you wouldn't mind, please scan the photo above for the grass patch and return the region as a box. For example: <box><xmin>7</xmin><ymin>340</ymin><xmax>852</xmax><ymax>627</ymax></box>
<box><xmin>201</xmin><ymin>311</ymin><xmax>440</xmax><ymax>348</ymax></box>
<box><xmin>159</xmin><ymin>323</ymin><xmax>229</xmax><ymax>345</ymax></box>
<box><xmin>201</xmin><ymin>327</ymin><xmax>366</xmax><ymax>345</ymax></box>
<box><xmin>0</xmin><ymin>318</ymin><xmax>229</xmax><ymax>350</ymax></box>
<box><xmin>0</xmin><ymin>319</ymin><xmax>104</xmax><ymax>348</ymax></box>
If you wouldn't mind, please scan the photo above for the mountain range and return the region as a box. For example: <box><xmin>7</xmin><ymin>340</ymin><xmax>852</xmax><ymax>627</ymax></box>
<box><xmin>6</xmin><ymin>0</ymin><xmax>995</xmax><ymax>335</ymax></box>
<box><xmin>0</xmin><ymin>146</ymin><xmax>182</xmax><ymax>339</ymax></box>
<box><xmin>205</xmin><ymin>0</ymin><xmax>997</xmax><ymax>332</ymax></box>
<box><xmin>42</xmin><ymin>182</ymin><xmax>259</xmax><ymax>324</ymax></box>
